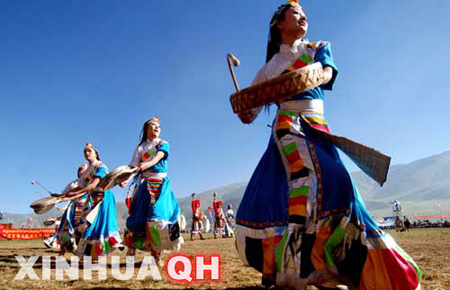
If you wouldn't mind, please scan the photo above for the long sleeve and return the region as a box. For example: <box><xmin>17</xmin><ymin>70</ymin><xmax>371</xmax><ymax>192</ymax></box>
<box><xmin>130</xmin><ymin>145</ymin><xmax>141</xmax><ymax>167</ymax></box>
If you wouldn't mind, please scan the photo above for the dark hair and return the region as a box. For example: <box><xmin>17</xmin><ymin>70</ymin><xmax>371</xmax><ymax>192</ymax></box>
<box><xmin>139</xmin><ymin>121</ymin><xmax>150</xmax><ymax>145</ymax></box>
<box><xmin>77</xmin><ymin>166</ymin><xmax>85</xmax><ymax>178</ymax></box>
<box><xmin>264</xmin><ymin>4</ymin><xmax>296</xmax><ymax>113</ymax></box>
<box><xmin>93</xmin><ymin>148</ymin><xmax>100</xmax><ymax>161</ymax></box>
<box><xmin>266</xmin><ymin>4</ymin><xmax>293</xmax><ymax>63</ymax></box>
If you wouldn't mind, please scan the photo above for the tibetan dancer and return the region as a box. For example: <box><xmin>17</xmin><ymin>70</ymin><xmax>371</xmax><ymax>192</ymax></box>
<box><xmin>62</xmin><ymin>143</ymin><xmax>122</xmax><ymax>257</ymax></box>
<box><xmin>51</xmin><ymin>163</ymin><xmax>88</xmax><ymax>254</ymax></box>
<box><xmin>191</xmin><ymin>193</ymin><xmax>205</xmax><ymax>241</ymax></box>
<box><xmin>212</xmin><ymin>192</ymin><xmax>226</xmax><ymax>239</ymax></box>
<box><xmin>224</xmin><ymin>204</ymin><xmax>235</xmax><ymax>238</ymax></box>
<box><xmin>124</xmin><ymin>116</ymin><xmax>183</xmax><ymax>264</ymax></box>
<box><xmin>234</xmin><ymin>1</ymin><xmax>421</xmax><ymax>289</ymax></box>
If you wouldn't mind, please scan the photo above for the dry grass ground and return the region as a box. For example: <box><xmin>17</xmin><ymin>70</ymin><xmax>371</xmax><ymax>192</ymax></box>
<box><xmin>0</xmin><ymin>229</ymin><xmax>449</xmax><ymax>289</ymax></box>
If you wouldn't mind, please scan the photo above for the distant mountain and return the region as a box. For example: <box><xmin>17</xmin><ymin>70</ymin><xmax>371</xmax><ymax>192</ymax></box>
<box><xmin>4</xmin><ymin>151</ymin><xmax>450</xmax><ymax>228</ymax></box>
<box><xmin>1</xmin><ymin>207</ymin><xmax>64</xmax><ymax>229</ymax></box>
<box><xmin>177</xmin><ymin>151</ymin><xmax>450</xmax><ymax>219</ymax></box>
<box><xmin>177</xmin><ymin>182</ymin><xmax>247</xmax><ymax>225</ymax></box>
<box><xmin>352</xmin><ymin>151</ymin><xmax>450</xmax><ymax>216</ymax></box>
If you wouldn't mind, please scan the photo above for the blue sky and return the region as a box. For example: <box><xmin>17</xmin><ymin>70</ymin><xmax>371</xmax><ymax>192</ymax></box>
<box><xmin>1</xmin><ymin>0</ymin><xmax>449</xmax><ymax>213</ymax></box>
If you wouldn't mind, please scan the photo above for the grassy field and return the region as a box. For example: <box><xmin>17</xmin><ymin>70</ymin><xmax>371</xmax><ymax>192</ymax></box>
<box><xmin>0</xmin><ymin>229</ymin><xmax>449</xmax><ymax>289</ymax></box>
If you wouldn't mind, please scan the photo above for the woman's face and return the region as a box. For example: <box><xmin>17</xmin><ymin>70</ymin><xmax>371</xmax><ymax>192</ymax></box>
<box><xmin>84</xmin><ymin>146</ymin><xmax>97</xmax><ymax>163</ymax></box>
<box><xmin>278</xmin><ymin>6</ymin><xmax>308</xmax><ymax>39</ymax></box>
<box><xmin>77</xmin><ymin>166</ymin><xmax>87</xmax><ymax>178</ymax></box>
<box><xmin>146</xmin><ymin>122</ymin><xmax>161</xmax><ymax>140</ymax></box>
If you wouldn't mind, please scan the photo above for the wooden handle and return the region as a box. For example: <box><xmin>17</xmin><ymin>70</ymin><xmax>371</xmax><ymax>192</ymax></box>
<box><xmin>227</xmin><ymin>53</ymin><xmax>241</xmax><ymax>92</ymax></box>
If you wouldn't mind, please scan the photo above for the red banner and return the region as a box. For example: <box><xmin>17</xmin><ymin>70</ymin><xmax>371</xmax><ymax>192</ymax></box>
<box><xmin>0</xmin><ymin>228</ymin><xmax>56</xmax><ymax>240</ymax></box>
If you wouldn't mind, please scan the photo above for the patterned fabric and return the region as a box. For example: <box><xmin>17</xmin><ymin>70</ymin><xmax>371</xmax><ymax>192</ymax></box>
<box><xmin>56</xmin><ymin>193</ymin><xmax>89</xmax><ymax>252</ymax></box>
<box><xmin>141</xmin><ymin>148</ymin><xmax>156</xmax><ymax>162</ymax></box>
<box><xmin>236</xmin><ymin>107</ymin><xmax>421</xmax><ymax>289</ymax></box>
<box><xmin>90</xmin><ymin>192</ymin><xmax>104</xmax><ymax>208</ymax></box>
<box><xmin>235</xmin><ymin>37</ymin><xmax>420</xmax><ymax>288</ymax></box>
<box><xmin>73</xmin><ymin>194</ymin><xmax>90</xmax><ymax>243</ymax></box>
<box><xmin>56</xmin><ymin>202</ymin><xmax>75</xmax><ymax>251</ymax></box>
<box><xmin>125</xmin><ymin>139</ymin><xmax>183</xmax><ymax>253</ymax></box>
<box><xmin>306</xmin><ymin>118</ymin><xmax>391</xmax><ymax>186</ymax></box>
<box><xmin>77</xmin><ymin>160</ymin><xmax>103</xmax><ymax>188</ymax></box>
<box><xmin>124</xmin><ymin>177</ymin><xmax>183</xmax><ymax>252</ymax></box>
<box><xmin>130</xmin><ymin>139</ymin><xmax>169</xmax><ymax>174</ymax></box>
<box><xmin>74</xmin><ymin>161</ymin><xmax>122</xmax><ymax>257</ymax></box>
<box><xmin>75</xmin><ymin>232</ymin><xmax>121</xmax><ymax>258</ymax></box>
<box><xmin>147</xmin><ymin>178</ymin><xmax>163</xmax><ymax>205</ymax></box>
<box><xmin>123</xmin><ymin>230</ymin><xmax>146</xmax><ymax>250</ymax></box>
<box><xmin>252</xmin><ymin>40</ymin><xmax>337</xmax><ymax>101</ymax></box>
<box><xmin>74</xmin><ymin>188</ymin><xmax>121</xmax><ymax>257</ymax></box>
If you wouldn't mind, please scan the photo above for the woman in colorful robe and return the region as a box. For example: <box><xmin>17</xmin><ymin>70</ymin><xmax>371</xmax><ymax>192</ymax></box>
<box><xmin>124</xmin><ymin>116</ymin><xmax>183</xmax><ymax>264</ymax></box>
<box><xmin>52</xmin><ymin>163</ymin><xmax>88</xmax><ymax>254</ymax></box>
<box><xmin>235</xmin><ymin>1</ymin><xmax>421</xmax><ymax>289</ymax></box>
<box><xmin>61</xmin><ymin>143</ymin><xmax>122</xmax><ymax>258</ymax></box>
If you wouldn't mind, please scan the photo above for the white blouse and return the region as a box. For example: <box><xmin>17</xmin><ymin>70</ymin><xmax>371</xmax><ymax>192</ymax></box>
<box><xmin>252</xmin><ymin>38</ymin><xmax>310</xmax><ymax>85</ymax></box>
<box><xmin>129</xmin><ymin>138</ymin><xmax>162</xmax><ymax>167</ymax></box>
<box><xmin>77</xmin><ymin>160</ymin><xmax>103</xmax><ymax>188</ymax></box>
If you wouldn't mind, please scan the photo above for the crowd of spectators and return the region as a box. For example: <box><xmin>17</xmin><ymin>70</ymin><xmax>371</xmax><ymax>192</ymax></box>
<box><xmin>412</xmin><ymin>219</ymin><xmax>450</xmax><ymax>228</ymax></box>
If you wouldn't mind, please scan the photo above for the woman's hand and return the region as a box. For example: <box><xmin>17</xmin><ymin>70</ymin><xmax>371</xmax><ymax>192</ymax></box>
<box><xmin>64</xmin><ymin>191</ymin><xmax>76</xmax><ymax>198</ymax></box>
<box><xmin>119</xmin><ymin>167</ymin><xmax>138</xmax><ymax>188</ymax></box>
<box><xmin>321</xmin><ymin>66</ymin><xmax>333</xmax><ymax>85</ymax></box>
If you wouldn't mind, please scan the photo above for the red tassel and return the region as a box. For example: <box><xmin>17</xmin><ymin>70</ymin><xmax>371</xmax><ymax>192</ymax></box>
<box><xmin>108</xmin><ymin>237</ymin><xmax>117</xmax><ymax>246</ymax></box>
<box><xmin>96</xmin><ymin>242</ymin><xmax>103</xmax><ymax>256</ymax></box>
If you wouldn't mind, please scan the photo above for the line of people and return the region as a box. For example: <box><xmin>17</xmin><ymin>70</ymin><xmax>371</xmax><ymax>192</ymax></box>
<box><xmin>190</xmin><ymin>192</ymin><xmax>235</xmax><ymax>241</ymax></box>
<box><xmin>49</xmin><ymin>116</ymin><xmax>183</xmax><ymax>265</ymax></box>
<box><xmin>38</xmin><ymin>1</ymin><xmax>423</xmax><ymax>288</ymax></box>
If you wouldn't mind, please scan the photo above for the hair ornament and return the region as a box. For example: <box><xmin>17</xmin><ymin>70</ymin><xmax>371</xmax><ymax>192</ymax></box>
<box><xmin>84</xmin><ymin>142</ymin><xmax>101</xmax><ymax>160</ymax></box>
<box><xmin>147</xmin><ymin>115</ymin><xmax>160</xmax><ymax>125</ymax></box>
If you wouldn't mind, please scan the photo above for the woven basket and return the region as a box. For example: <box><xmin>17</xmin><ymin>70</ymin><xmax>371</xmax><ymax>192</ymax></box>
<box><xmin>96</xmin><ymin>165</ymin><xmax>136</xmax><ymax>191</ymax></box>
<box><xmin>43</xmin><ymin>218</ymin><xmax>56</xmax><ymax>226</ymax></box>
<box><xmin>230</xmin><ymin>62</ymin><xmax>324</xmax><ymax>113</ymax></box>
<box><xmin>30</xmin><ymin>196</ymin><xmax>62</xmax><ymax>215</ymax></box>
